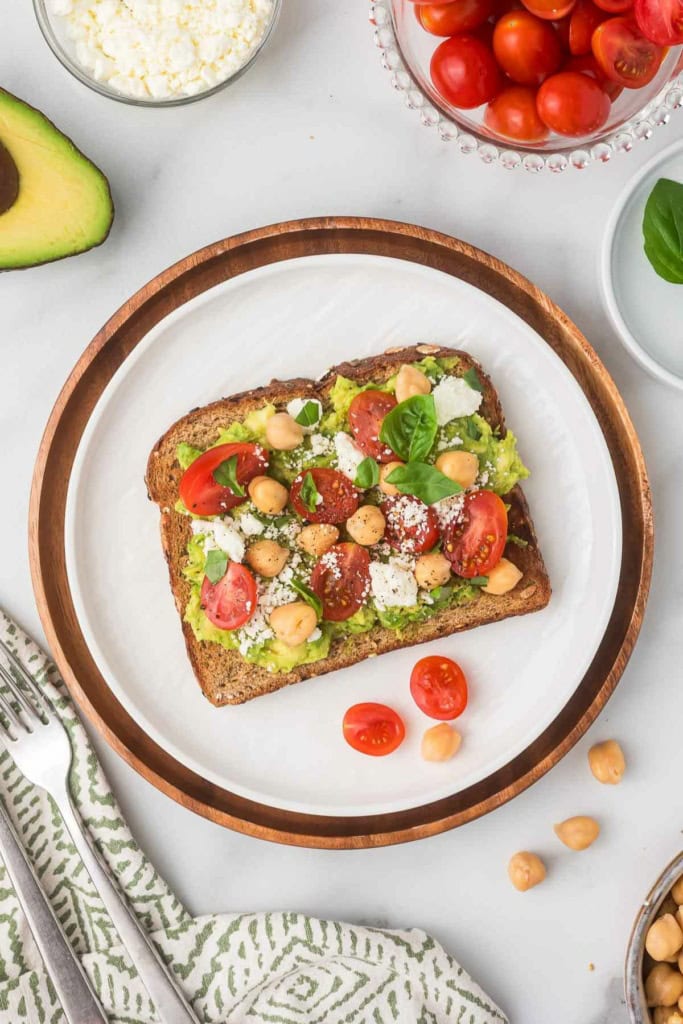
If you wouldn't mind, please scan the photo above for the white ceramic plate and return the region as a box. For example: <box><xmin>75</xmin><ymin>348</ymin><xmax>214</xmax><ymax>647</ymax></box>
<box><xmin>65</xmin><ymin>253</ymin><xmax>622</xmax><ymax>818</ymax></box>
<box><xmin>601</xmin><ymin>137</ymin><xmax>683</xmax><ymax>390</ymax></box>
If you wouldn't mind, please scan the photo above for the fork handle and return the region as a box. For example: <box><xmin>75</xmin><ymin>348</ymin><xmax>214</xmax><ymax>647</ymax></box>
<box><xmin>0</xmin><ymin>801</ymin><xmax>108</xmax><ymax>1024</ymax></box>
<box><xmin>55</xmin><ymin>785</ymin><xmax>201</xmax><ymax>1024</ymax></box>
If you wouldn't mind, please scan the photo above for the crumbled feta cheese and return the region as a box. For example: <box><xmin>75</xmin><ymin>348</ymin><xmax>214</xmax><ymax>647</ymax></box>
<box><xmin>238</xmin><ymin>511</ymin><xmax>264</xmax><ymax>537</ymax></box>
<box><xmin>286</xmin><ymin>397</ymin><xmax>322</xmax><ymax>431</ymax></box>
<box><xmin>437</xmin><ymin>432</ymin><xmax>463</xmax><ymax>451</ymax></box>
<box><xmin>370</xmin><ymin>559</ymin><xmax>418</xmax><ymax>610</ymax></box>
<box><xmin>333</xmin><ymin>432</ymin><xmax>366</xmax><ymax>480</ymax></box>
<box><xmin>433</xmin><ymin>494</ymin><xmax>465</xmax><ymax>530</ymax></box>
<box><xmin>384</xmin><ymin>495</ymin><xmax>432</xmax><ymax>555</ymax></box>
<box><xmin>432</xmin><ymin>376</ymin><xmax>483</xmax><ymax>426</ymax></box>
<box><xmin>236</xmin><ymin>608</ymin><xmax>273</xmax><ymax>656</ymax></box>
<box><xmin>307</xmin><ymin>627</ymin><xmax>322</xmax><ymax>643</ymax></box>
<box><xmin>309</xmin><ymin>432</ymin><xmax>334</xmax><ymax>457</ymax></box>
<box><xmin>191</xmin><ymin>517</ymin><xmax>245</xmax><ymax>563</ymax></box>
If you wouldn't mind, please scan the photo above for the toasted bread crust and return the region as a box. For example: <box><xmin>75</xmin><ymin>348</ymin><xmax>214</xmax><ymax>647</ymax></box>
<box><xmin>146</xmin><ymin>345</ymin><xmax>551</xmax><ymax>705</ymax></box>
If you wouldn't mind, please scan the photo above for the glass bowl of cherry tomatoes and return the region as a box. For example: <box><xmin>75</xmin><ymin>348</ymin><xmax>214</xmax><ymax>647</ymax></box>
<box><xmin>370</xmin><ymin>0</ymin><xmax>683</xmax><ymax>171</ymax></box>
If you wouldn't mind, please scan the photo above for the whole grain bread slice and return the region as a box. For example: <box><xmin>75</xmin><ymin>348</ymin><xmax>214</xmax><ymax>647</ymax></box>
<box><xmin>146</xmin><ymin>344</ymin><xmax>551</xmax><ymax>705</ymax></box>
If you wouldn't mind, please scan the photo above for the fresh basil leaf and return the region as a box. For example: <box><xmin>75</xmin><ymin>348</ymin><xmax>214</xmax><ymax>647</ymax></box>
<box><xmin>469</xmin><ymin>575</ymin><xmax>489</xmax><ymax>586</ymax></box>
<box><xmin>643</xmin><ymin>178</ymin><xmax>683</xmax><ymax>284</ymax></box>
<box><xmin>379</xmin><ymin>394</ymin><xmax>437</xmax><ymax>463</ymax></box>
<box><xmin>463</xmin><ymin>368</ymin><xmax>483</xmax><ymax>393</ymax></box>
<box><xmin>213</xmin><ymin>455</ymin><xmax>245</xmax><ymax>496</ymax></box>
<box><xmin>291</xmin><ymin>578</ymin><xmax>323</xmax><ymax>620</ymax></box>
<box><xmin>386</xmin><ymin>462</ymin><xmax>462</xmax><ymax>504</ymax></box>
<box><xmin>177</xmin><ymin>442</ymin><xmax>203</xmax><ymax>470</ymax></box>
<box><xmin>294</xmin><ymin>400</ymin><xmax>321</xmax><ymax>427</ymax></box>
<box><xmin>205</xmin><ymin>549</ymin><xmax>228</xmax><ymax>585</ymax></box>
<box><xmin>354</xmin><ymin>457</ymin><xmax>380</xmax><ymax>489</ymax></box>
<box><xmin>300</xmin><ymin>471</ymin><xmax>320</xmax><ymax>514</ymax></box>
<box><xmin>506</xmin><ymin>533</ymin><xmax>529</xmax><ymax>548</ymax></box>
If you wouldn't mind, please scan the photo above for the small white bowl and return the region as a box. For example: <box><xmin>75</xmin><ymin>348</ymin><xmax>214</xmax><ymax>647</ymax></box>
<box><xmin>601</xmin><ymin>138</ymin><xmax>683</xmax><ymax>392</ymax></box>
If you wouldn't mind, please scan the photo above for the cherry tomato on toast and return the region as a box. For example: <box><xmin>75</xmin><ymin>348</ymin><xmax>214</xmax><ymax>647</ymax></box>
<box><xmin>311</xmin><ymin>543</ymin><xmax>371</xmax><ymax>621</ymax></box>
<box><xmin>485</xmin><ymin>84</ymin><xmax>550</xmax><ymax>140</ymax></box>
<box><xmin>200</xmin><ymin>563</ymin><xmax>257</xmax><ymax>631</ymax></box>
<box><xmin>536</xmin><ymin>69</ymin><xmax>611</xmax><ymax>133</ymax></box>
<box><xmin>290</xmin><ymin>468</ymin><xmax>360</xmax><ymax>524</ymax></box>
<box><xmin>430</xmin><ymin>34</ymin><xmax>503</xmax><ymax>108</ymax></box>
<box><xmin>442</xmin><ymin>489</ymin><xmax>508</xmax><ymax>577</ymax></box>
<box><xmin>592</xmin><ymin>16</ymin><xmax>665</xmax><ymax>87</ymax></box>
<box><xmin>416</xmin><ymin>0</ymin><xmax>494</xmax><ymax>34</ymax></box>
<box><xmin>383</xmin><ymin>495</ymin><xmax>440</xmax><ymax>554</ymax></box>
<box><xmin>635</xmin><ymin>0</ymin><xmax>683</xmax><ymax>44</ymax></box>
<box><xmin>410</xmin><ymin>655</ymin><xmax>469</xmax><ymax>720</ymax></box>
<box><xmin>493</xmin><ymin>10</ymin><xmax>563</xmax><ymax>84</ymax></box>
<box><xmin>348</xmin><ymin>390</ymin><xmax>397</xmax><ymax>462</ymax></box>
<box><xmin>343</xmin><ymin>703</ymin><xmax>406</xmax><ymax>757</ymax></box>
<box><xmin>179</xmin><ymin>442</ymin><xmax>268</xmax><ymax>516</ymax></box>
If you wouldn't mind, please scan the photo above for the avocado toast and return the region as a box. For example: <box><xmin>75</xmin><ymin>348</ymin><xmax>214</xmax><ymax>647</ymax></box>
<box><xmin>146</xmin><ymin>344</ymin><xmax>551</xmax><ymax>706</ymax></box>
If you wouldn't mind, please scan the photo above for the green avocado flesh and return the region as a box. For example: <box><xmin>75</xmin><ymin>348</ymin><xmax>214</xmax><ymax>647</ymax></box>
<box><xmin>0</xmin><ymin>89</ymin><xmax>114</xmax><ymax>269</ymax></box>
<box><xmin>178</xmin><ymin>357</ymin><xmax>529</xmax><ymax>673</ymax></box>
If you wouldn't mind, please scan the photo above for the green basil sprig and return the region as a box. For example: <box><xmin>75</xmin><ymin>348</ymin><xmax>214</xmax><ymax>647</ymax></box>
<box><xmin>463</xmin><ymin>367</ymin><xmax>483</xmax><ymax>393</ymax></box>
<box><xmin>213</xmin><ymin>455</ymin><xmax>245</xmax><ymax>496</ymax></box>
<box><xmin>205</xmin><ymin>549</ymin><xmax>228</xmax><ymax>585</ymax></box>
<box><xmin>379</xmin><ymin>394</ymin><xmax>437</xmax><ymax>463</ymax></box>
<box><xmin>354</xmin><ymin>457</ymin><xmax>380</xmax><ymax>489</ymax></box>
<box><xmin>300</xmin><ymin>471</ymin><xmax>320</xmax><ymax>513</ymax></box>
<box><xmin>386</xmin><ymin>462</ymin><xmax>462</xmax><ymax>505</ymax></box>
<box><xmin>291</xmin><ymin>579</ymin><xmax>323</xmax><ymax>620</ymax></box>
<box><xmin>642</xmin><ymin>177</ymin><xmax>683</xmax><ymax>284</ymax></box>
<box><xmin>294</xmin><ymin>400</ymin><xmax>321</xmax><ymax>427</ymax></box>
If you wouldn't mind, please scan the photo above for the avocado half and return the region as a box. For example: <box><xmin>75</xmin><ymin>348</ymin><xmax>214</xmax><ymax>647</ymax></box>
<box><xmin>0</xmin><ymin>89</ymin><xmax>114</xmax><ymax>269</ymax></box>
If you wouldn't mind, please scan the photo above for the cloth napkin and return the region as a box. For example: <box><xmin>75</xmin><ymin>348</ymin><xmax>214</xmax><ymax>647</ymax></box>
<box><xmin>0</xmin><ymin>612</ymin><xmax>506</xmax><ymax>1024</ymax></box>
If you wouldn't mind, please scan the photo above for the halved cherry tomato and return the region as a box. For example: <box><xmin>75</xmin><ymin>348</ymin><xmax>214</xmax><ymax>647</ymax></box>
<box><xmin>521</xmin><ymin>0</ymin><xmax>577</xmax><ymax>20</ymax></box>
<box><xmin>383</xmin><ymin>495</ymin><xmax>440</xmax><ymax>554</ymax></box>
<box><xmin>635</xmin><ymin>0</ymin><xmax>683</xmax><ymax>44</ymax></box>
<box><xmin>536</xmin><ymin>69</ymin><xmax>611</xmax><ymax>133</ymax></box>
<box><xmin>430</xmin><ymin>35</ymin><xmax>503</xmax><ymax>108</ymax></box>
<box><xmin>564</xmin><ymin>53</ymin><xmax>624</xmax><ymax>97</ymax></box>
<box><xmin>200</xmin><ymin>563</ymin><xmax>257</xmax><ymax>631</ymax></box>
<box><xmin>442</xmin><ymin>490</ymin><xmax>508</xmax><ymax>577</ymax></box>
<box><xmin>343</xmin><ymin>703</ymin><xmax>405</xmax><ymax>757</ymax></box>
<box><xmin>179</xmin><ymin>442</ymin><xmax>268</xmax><ymax>516</ymax></box>
<box><xmin>311</xmin><ymin>543</ymin><xmax>371</xmax><ymax>622</ymax></box>
<box><xmin>484</xmin><ymin>84</ymin><xmax>550</xmax><ymax>140</ymax></box>
<box><xmin>410</xmin><ymin>655</ymin><xmax>469</xmax><ymax>720</ymax></box>
<box><xmin>592</xmin><ymin>16</ymin><xmax>665</xmax><ymax>85</ymax></box>
<box><xmin>493</xmin><ymin>11</ymin><xmax>563</xmax><ymax>83</ymax></box>
<box><xmin>567</xmin><ymin>0</ymin><xmax>608</xmax><ymax>51</ymax></box>
<box><xmin>416</xmin><ymin>0</ymin><xmax>495</xmax><ymax>33</ymax></box>
<box><xmin>348</xmin><ymin>390</ymin><xmax>397</xmax><ymax>463</ymax></box>
<box><xmin>593</xmin><ymin>0</ymin><xmax>634</xmax><ymax>12</ymax></box>
<box><xmin>290</xmin><ymin>468</ymin><xmax>359</xmax><ymax>524</ymax></box>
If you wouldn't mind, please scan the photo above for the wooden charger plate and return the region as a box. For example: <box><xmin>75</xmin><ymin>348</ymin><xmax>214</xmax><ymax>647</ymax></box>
<box><xmin>30</xmin><ymin>217</ymin><xmax>653</xmax><ymax>849</ymax></box>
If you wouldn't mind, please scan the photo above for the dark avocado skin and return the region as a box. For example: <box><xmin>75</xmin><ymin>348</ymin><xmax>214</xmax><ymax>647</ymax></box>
<box><xmin>0</xmin><ymin>87</ymin><xmax>114</xmax><ymax>270</ymax></box>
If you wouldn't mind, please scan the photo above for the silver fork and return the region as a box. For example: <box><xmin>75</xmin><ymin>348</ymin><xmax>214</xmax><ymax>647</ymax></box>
<box><xmin>0</xmin><ymin>639</ymin><xmax>201</xmax><ymax>1024</ymax></box>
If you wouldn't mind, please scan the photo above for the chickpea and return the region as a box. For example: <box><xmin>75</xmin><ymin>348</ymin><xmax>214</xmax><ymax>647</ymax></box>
<box><xmin>672</xmin><ymin>878</ymin><xmax>683</xmax><ymax>906</ymax></box>
<box><xmin>379</xmin><ymin>460</ymin><xmax>404</xmax><ymax>497</ymax></box>
<box><xmin>435</xmin><ymin>451</ymin><xmax>479</xmax><ymax>489</ymax></box>
<box><xmin>245</xmin><ymin>540</ymin><xmax>289</xmax><ymax>578</ymax></box>
<box><xmin>680</xmin><ymin>951</ymin><xmax>683</xmax><ymax>975</ymax></box>
<box><xmin>588</xmin><ymin>739</ymin><xmax>625</xmax><ymax>785</ymax></box>
<box><xmin>297</xmin><ymin>523</ymin><xmax>339</xmax><ymax>557</ymax></box>
<box><xmin>647</xmin><ymin>916</ymin><xmax>683</xmax><ymax>962</ymax></box>
<box><xmin>421</xmin><ymin>723</ymin><xmax>462</xmax><ymax>762</ymax></box>
<box><xmin>415</xmin><ymin>552</ymin><xmax>451</xmax><ymax>590</ymax></box>
<box><xmin>646</xmin><ymin>965</ymin><xmax>683</xmax><ymax>1008</ymax></box>
<box><xmin>508</xmin><ymin>851</ymin><xmax>546</xmax><ymax>892</ymax></box>
<box><xmin>395</xmin><ymin>363</ymin><xmax>431</xmax><ymax>404</ymax></box>
<box><xmin>482</xmin><ymin>558</ymin><xmax>523</xmax><ymax>596</ymax></box>
<box><xmin>269</xmin><ymin>602</ymin><xmax>318</xmax><ymax>648</ymax></box>
<box><xmin>680</xmin><ymin>994</ymin><xmax>683</xmax><ymax>1012</ymax></box>
<box><xmin>265</xmin><ymin>412</ymin><xmax>304</xmax><ymax>451</ymax></box>
<box><xmin>553</xmin><ymin>816</ymin><xmax>600</xmax><ymax>851</ymax></box>
<box><xmin>653</xmin><ymin>1007</ymin><xmax>683</xmax><ymax>1024</ymax></box>
<box><xmin>661</xmin><ymin>899</ymin><xmax>680</xmax><ymax>919</ymax></box>
<box><xmin>346</xmin><ymin>505</ymin><xmax>386</xmax><ymax>546</ymax></box>
<box><xmin>248</xmin><ymin>475</ymin><xmax>289</xmax><ymax>515</ymax></box>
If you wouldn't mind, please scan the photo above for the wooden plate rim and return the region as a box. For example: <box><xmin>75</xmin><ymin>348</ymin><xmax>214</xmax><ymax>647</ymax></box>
<box><xmin>29</xmin><ymin>216</ymin><xmax>653</xmax><ymax>849</ymax></box>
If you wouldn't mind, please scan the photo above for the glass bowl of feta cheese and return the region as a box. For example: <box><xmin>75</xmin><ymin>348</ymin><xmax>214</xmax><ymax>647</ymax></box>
<box><xmin>34</xmin><ymin>0</ymin><xmax>281</xmax><ymax>106</ymax></box>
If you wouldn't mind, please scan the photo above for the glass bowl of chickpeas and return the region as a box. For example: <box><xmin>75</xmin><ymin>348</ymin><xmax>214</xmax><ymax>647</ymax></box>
<box><xmin>626</xmin><ymin>851</ymin><xmax>683</xmax><ymax>1024</ymax></box>
<box><xmin>370</xmin><ymin>0</ymin><xmax>683</xmax><ymax>172</ymax></box>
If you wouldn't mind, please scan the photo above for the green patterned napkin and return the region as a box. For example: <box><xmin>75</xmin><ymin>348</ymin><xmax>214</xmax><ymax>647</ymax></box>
<box><xmin>0</xmin><ymin>613</ymin><xmax>507</xmax><ymax>1024</ymax></box>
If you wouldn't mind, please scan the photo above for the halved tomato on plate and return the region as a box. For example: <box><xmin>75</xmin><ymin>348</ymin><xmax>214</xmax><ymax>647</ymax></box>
<box><xmin>410</xmin><ymin>656</ymin><xmax>469</xmax><ymax>720</ymax></box>
<box><xmin>179</xmin><ymin>442</ymin><xmax>268</xmax><ymax>516</ymax></box>
<box><xmin>343</xmin><ymin>703</ymin><xmax>406</xmax><ymax>757</ymax></box>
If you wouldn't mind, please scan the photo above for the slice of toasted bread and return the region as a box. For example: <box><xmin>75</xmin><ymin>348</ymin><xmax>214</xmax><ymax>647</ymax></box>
<box><xmin>146</xmin><ymin>345</ymin><xmax>551</xmax><ymax>706</ymax></box>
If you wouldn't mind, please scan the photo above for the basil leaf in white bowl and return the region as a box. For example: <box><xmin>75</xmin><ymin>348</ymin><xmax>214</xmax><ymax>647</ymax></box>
<box><xmin>643</xmin><ymin>177</ymin><xmax>683</xmax><ymax>284</ymax></box>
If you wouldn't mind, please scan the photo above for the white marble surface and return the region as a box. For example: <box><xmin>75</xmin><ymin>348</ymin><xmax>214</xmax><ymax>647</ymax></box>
<box><xmin>2</xmin><ymin>3</ymin><xmax>682</xmax><ymax>1022</ymax></box>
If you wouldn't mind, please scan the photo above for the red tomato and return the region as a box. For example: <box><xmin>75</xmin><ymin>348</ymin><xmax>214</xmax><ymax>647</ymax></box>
<box><xmin>310</xmin><ymin>543</ymin><xmax>371</xmax><ymax>622</ymax></box>
<box><xmin>493</xmin><ymin>11</ymin><xmax>563</xmax><ymax>83</ymax></box>
<box><xmin>383</xmin><ymin>495</ymin><xmax>440</xmax><ymax>555</ymax></box>
<box><xmin>348</xmin><ymin>390</ymin><xmax>397</xmax><ymax>463</ymax></box>
<box><xmin>417</xmin><ymin>0</ymin><xmax>494</xmax><ymax>33</ymax></box>
<box><xmin>536</xmin><ymin>69</ymin><xmax>611</xmax><ymax>133</ymax></box>
<box><xmin>521</xmin><ymin>0</ymin><xmax>577</xmax><ymax>20</ymax></box>
<box><xmin>635</xmin><ymin>0</ymin><xmax>683</xmax><ymax>44</ymax></box>
<box><xmin>430</xmin><ymin>35</ymin><xmax>503</xmax><ymax>108</ymax></box>
<box><xmin>592</xmin><ymin>16</ymin><xmax>665</xmax><ymax>86</ymax></box>
<box><xmin>567</xmin><ymin>0</ymin><xmax>608</xmax><ymax>51</ymax></box>
<box><xmin>564</xmin><ymin>53</ymin><xmax>624</xmax><ymax>97</ymax></box>
<box><xmin>410</xmin><ymin>656</ymin><xmax>469</xmax><ymax>720</ymax></box>
<box><xmin>554</xmin><ymin>14</ymin><xmax>572</xmax><ymax>47</ymax></box>
<box><xmin>290</xmin><ymin>468</ymin><xmax>359</xmax><ymax>524</ymax></box>
<box><xmin>442</xmin><ymin>490</ymin><xmax>508</xmax><ymax>577</ymax></box>
<box><xmin>178</xmin><ymin>443</ymin><xmax>268</xmax><ymax>516</ymax></box>
<box><xmin>484</xmin><ymin>84</ymin><xmax>550</xmax><ymax>140</ymax></box>
<box><xmin>200</xmin><ymin>564</ymin><xmax>257</xmax><ymax>631</ymax></box>
<box><xmin>593</xmin><ymin>0</ymin><xmax>634</xmax><ymax>11</ymax></box>
<box><xmin>343</xmin><ymin>703</ymin><xmax>406</xmax><ymax>757</ymax></box>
